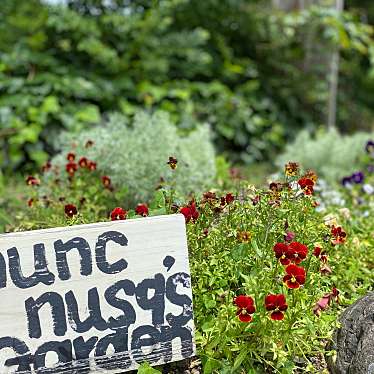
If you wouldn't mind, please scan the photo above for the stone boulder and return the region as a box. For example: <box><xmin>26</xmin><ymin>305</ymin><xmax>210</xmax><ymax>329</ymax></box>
<box><xmin>329</xmin><ymin>292</ymin><xmax>374</xmax><ymax>374</ymax></box>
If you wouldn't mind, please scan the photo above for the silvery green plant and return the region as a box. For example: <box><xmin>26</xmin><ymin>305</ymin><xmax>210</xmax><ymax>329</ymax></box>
<box><xmin>54</xmin><ymin>111</ymin><xmax>216</xmax><ymax>205</ymax></box>
<box><xmin>277</xmin><ymin>129</ymin><xmax>374</xmax><ymax>184</ymax></box>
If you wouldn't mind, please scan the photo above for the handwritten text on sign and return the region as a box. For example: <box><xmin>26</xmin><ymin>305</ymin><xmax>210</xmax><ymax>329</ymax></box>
<box><xmin>0</xmin><ymin>214</ymin><xmax>195</xmax><ymax>373</ymax></box>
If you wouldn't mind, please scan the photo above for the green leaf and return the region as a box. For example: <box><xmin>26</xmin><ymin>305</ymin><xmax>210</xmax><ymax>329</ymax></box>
<box><xmin>42</xmin><ymin>96</ymin><xmax>60</xmax><ymax>114</ymax></box>
<box><xmin>233</xmin><ymin>345</ymin><xmax>250</xmax><ymax>370</ymax></box>
<box><xmin>231</xmin><ymin>243</ymin><xmax>247</xmax><ymax>260</ymax></box>
<box><xmin>75</xmin><ymin>105</ymin><xmax>100</xmax><ymax>124</ymax></box>
<box><xmin>137</xmin><ymin>362</ymin><xmax>162</xmax><ymax>374</ymax></box>
<box><xmin>149</xmin><ymin>190</ymin><xmax>166</xmax><ymax>210</ymax></box>
<box><xmin>203</xmin><ymin>357</ymin><xmax>221</xmax><ymax>374</ymax></box>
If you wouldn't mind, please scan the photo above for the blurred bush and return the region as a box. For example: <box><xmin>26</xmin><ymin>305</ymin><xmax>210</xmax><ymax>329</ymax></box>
<box><xmin>276</xmin><ymin>128</ymin><xmax>373</xmax><ymax>183</ymax></box>
<box><xmin>0</xmin><ymin>0</ymin><xmax>373</xmax><ymax>172</ymax></box>
<box><xmin>54</xmin><ymin>111</ymin><xmax>216</xmax><ymax>205</ymax></box>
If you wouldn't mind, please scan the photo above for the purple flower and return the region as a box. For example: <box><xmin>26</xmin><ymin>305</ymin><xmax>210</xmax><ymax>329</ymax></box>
<box><xmin>351</xmin><ymin>172</ymin><xmax>364</xmax><ymax>184</ymax></box>
<box><xmin>368</xmin><ymin>165</ymin><xmax>374</xmax><ymax>174</ymax></box>
<box><xmin>365</xmin><ymin>140</ymin><xmax>374</xmax><ymax>155</ymax></box>
<box><xmin>341</xmin><ymin>176</ymin><xmax>353</xmax><ymax>187</ymax></box>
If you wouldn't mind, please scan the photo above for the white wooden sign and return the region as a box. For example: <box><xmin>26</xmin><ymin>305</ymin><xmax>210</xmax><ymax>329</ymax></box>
<box><xmin>0</xmin><ymin>214</ymin><xmax>195</xmax><ymax>373</ymax></box>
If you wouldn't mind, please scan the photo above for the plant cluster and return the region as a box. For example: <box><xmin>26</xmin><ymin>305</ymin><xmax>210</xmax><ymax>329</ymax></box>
<box><xmin>184</xmin><ymin>163</ymin><xmax>351</xmax><ymax>372</ymax></box>
<box><xmin>3</xmin><ymin>155</ymin><xmax>373</xmax><ymax>373</ymax></box>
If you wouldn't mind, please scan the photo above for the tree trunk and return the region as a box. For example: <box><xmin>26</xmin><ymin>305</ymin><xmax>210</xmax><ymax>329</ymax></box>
<box><xmin>327</xmin><ymin>0</ymin><xmax>344</xmax><ymax>130</ymax></box>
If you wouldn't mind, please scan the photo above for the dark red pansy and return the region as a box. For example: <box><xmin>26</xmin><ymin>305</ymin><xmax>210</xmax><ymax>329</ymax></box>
<box><xmin>180</xmin><ymin>201</ymin><xmax>199</xmax><ymax>223</ymax></box>
<box><xmin>320</xmin><ymin>252</ymin><xmax>328</xmax><ymax>263</ymax></box>
<box><xmin>225</xmin><ymin>193</ymin><xmax>235</xmax><ymax>204</ymax></box>
<box><xmin>288</xmin><ymin>242</ymin><xmax>308</xmax><ymax>264</ymax></box>
<box><xmin>64</xmin><ymin>204</ymin><xmax>77</xmax><ymax>218</ymax></box>
<box><xmin>298</xmin><ymin>178</ymin><xmax>314</xmax><ymax>195</ymax></box>
<box><xmin>265</xmin><ymin>294</ymin><xmax>288</xmax><ymax>320</ymax></box>
<box><xmin>110</xmin><ymin>207</ymin><xmax>127</xmax><ymax>221</ymax></box>
<box><xmin>26</xmin><ymin>176</ymin><xmax>40</xmax><ymax>186</ymax></box>
<box><xmin>252</xmin><ymin>195</ymin><xmax>260</xmax><ymax>205</ymax></box>
<box><xmin>283</xmin><ymin>264</ymin><xmax>306</xmax><ymax>289</ymax></box>
<box><xmin>331</xmin><ymin>225</ymin><xmax>347</xmax><ymax>245</ymax></box>
<box><xmin>101</xmin><ymin>176</ymin><xmax>111</xmax><ymax>188</ymax></box>
<box><xmin>167</xmin><ymin>156</ymin><xmax>178</xmax><ymax>170</ymax></box>
<box><xmin>66</xmin><ymin>162</ymin><xmax>78</xmax><ymax>176</ymax></box>
<box><xmin>88</xmin><ymin>161</ymin><xmax>97</xmax><ymax>171</ymax></box>
<box><xmin>202</xmin><ymin>191</ymin><xmax>217</xmax><ymax>204</ymax></box>
<box><xmin>234</xmin><ymin>295</ymin><xmax>255</xmax><ymax>322</ymax></box>
<box><xmin>66</xmin><ymin>152</ymin><xmax>75</xmax><ymax>162</ymax></box>
<box><xmin>273</xmin><ymin>243</ymin><xmax>291</xmax><ymax>266</ymax></box>
<box><xmin>78</xmin><ymin>157</ymin><xmax>88</xmax><ymax>168</ymax></box>
<box><xmin>313</xmin><ymin>246</ymin><xmax>322</xmax><ymax>257</ymax></box>
<box><xmin>135</xmin><ymin>203</ymin><xmax>149</xmax><ymax>217</ymax></box>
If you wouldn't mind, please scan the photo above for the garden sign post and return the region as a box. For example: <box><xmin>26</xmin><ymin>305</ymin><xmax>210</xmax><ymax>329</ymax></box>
<box><xmin>0</xmin><ymin>214</ymin><xmax>195</xmax><ymax>373</ymax></box>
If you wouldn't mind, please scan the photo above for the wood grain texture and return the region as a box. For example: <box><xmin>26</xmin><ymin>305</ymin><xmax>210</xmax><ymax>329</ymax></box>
<box><xmin>0</xmin><ymin>214</ymin><xmax>195</xmax><ymax>373</ymax></box>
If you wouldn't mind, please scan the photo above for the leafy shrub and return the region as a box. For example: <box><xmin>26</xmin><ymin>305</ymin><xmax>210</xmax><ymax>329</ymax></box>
<box><xmin>1</xmin><ymin>0</ymin><xmax>373</xmax><ymax>172</ymax></box>
<box><xmin>54</xmin><ymin>111</ymin><xmax>216</xmax><ymax>206</ymax></box>
<box><xmin>277</xmin><ymin>129</ymin><xmax>373</xmax><ymax>183</ymax></box>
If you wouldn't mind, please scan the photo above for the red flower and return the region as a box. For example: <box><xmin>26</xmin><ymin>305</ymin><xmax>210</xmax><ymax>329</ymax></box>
<box><xmin>265</xmin><ymin>294</ymin><xmax>288</xmax><ymax>320</ymax></box>
<box><xmin>27</xmin><ymin>198</ymin><xmax>36</xmax><ymax>207</ymax></box>
<box><xmin>273</xmin><ymin>243</ymin><xmax>292</xmax><ymax>266</ymax></box>
<box><xmin>288</xmin><ymin>242</ymin><xmax>308</xmax><ymax>264</ymax></box>
<box><xmin>225</xmin><ymin>193</ymin><xmax>235</xmax><ymax>204</ymax></box>
<box><xmin>66</xmin><ymin>162</ymin><xmax>78</xmax><ymax>176</ymax></box>
<box><xmin>64</xmin><ymin>204</ymin><xmax>77</xmax><ymax>218</ymax></box>
<box><xmin>101</xmin><ymin>176</ymin><xmax>111</xmax><ymax>188</ymax></box>
<box><xmin>234</xmin><ymin>295</ymin><xmax>256</xmax><ymax>322</ymax></box>
<box><xmin>87</xmin><ymin>161</ymin><xmax>97</xmax><ymax>171</ymax></box>
<box><xmin>331</xmin><ymin>226</ymin><xmax>347</xmax><ymax>245</ymax></box>
<box><xmin>78</xmin><ymin>157</ymin><xmax>88</xmax><ymax>168</ymax></box>
<box><xmin>66</xmin><ymin>152</ymin><xmax>75</xmax><ymax>162</ymax></box>
<box><xmin>252</xmin><ymin>195</ymin><xmax>260</xmax><ymax>206</ymax></box>
<box><xmin>298</xmin><ymin>178</ymin><xmax>314</xmax><ymax>195</ymax></box>
<box><xmin>320</xmin><ymin>252</ymin><xmax>328</xmax><ymax>263</ymax></box>
<box><xmin>135</xmin><ymin>203</ymin><xmax>149</xmax><ymax>217</ymax></box>
<box><xmin>220</xmin><ymin>193</ymin><xmax>235</xmax><ymax>206</ymax></box>
<box><xmin>26</xmin><ymin>176</ymin><xmax>40</xmax><ymax>186</ymax></box>
<box><xmin>283</xmin><ymin>264</ymin><xmax>306</xmax><ymax>289</ymax></box>
<box><xmin>110</xmin><ymin>207</ymin><xmax>127</xmax><ymax>221</ymax></box>
<box><xmin>167</xmin><ymin>156</ymin><xmax>178</xmax><ymax>170</ymax></box>
<box><xmin>180</xmin><ymin>201</ymin><xmax>199</xmax><ymax>223</ymax></box>
<box><xmin>313</xmin><ymin>246</ymin><xmax>322</xmax><ymax>257</ymax></box>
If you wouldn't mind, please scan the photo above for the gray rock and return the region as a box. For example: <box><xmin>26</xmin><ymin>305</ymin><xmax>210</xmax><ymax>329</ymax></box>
<box><xmin>330</xmin><ymin>292</ymin><xmax>374</xmax><ymax>374</ymax></box>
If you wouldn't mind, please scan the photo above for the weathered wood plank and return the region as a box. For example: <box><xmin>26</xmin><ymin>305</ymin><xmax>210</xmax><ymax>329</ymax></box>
<box><xmin>0</xmin><ymin>214</ymin><xmax>195</xmax><ymax>373</ymax></box>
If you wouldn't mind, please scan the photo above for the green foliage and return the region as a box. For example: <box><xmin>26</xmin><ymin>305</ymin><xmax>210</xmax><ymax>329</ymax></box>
<box><xmin>1</xmin><ymin>0</ymin><xmax>373</xmax><ymax>172</ymax></box>
<box><xmin>55</xmin><ymin>111</ymin><xmax>216</xmax><ymax>206</ymax></box>
<box><xmin>2</xmin><ymin>156</ymin><xmax>373</xmax><ymax>372</ymax></box>
<box><xmin>137</xmin><ymin>362</ymin><xmax>162</xmax><ymax>374</ymax></box>
<box><xmin>277</xmin><ymin>128</ymin><xmax>373</xmax><ymax>183</ymax></box>
<box><xmin>187</xmin><ymin>180</ymin><xmax>338</xmax><ymax>371</ymax></box>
